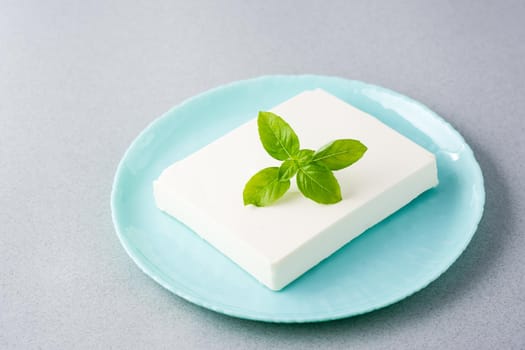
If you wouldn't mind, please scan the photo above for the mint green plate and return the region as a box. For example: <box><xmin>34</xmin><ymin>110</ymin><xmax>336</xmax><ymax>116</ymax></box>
<box><xmin>111</xmin><ymin>75</ymin><xmax>485</xmax><ymax>322</ymax></box>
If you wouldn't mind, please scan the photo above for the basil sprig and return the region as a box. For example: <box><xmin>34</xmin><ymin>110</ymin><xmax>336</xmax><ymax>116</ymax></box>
<box><xmin>243</xmin><ymin>111</ymin><xmax>367</xmax><ymax>206</ymax></box>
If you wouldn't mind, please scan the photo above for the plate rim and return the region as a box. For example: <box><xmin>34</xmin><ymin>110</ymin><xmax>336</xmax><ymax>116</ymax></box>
<box><xmin>111</xmin><ymin>74</ymin><xmax>485</xmax><ymax>323</ymax></box>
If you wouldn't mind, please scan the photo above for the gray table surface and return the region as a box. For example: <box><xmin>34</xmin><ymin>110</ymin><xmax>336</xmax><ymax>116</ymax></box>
<box><xmin>2</xmin><ymin>0</ymin><xmax>524</xmax><ymax>349</ymax></box>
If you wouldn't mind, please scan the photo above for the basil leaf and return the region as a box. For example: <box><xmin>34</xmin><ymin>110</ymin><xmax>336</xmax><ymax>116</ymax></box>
<box><xmin>296</xmin><ymin>163</ymin><xmax>342</xmax><ymax>204</ymax></box>
<box><xmin>244</xmin><ymin>112</ymin><xmax>367</xmax><ymax>206</ymax></box>
<box><xmin>257</xmin><ymin>111</ymin><xmax>300</xmax><ymax>161</ymax></box>
<box><xmin>295</xmin><ymin>149</ymin><xmax>314</xmax><ymax>165</ymax></box>
<box><xmin>312</xmin><ymin>139</ymin><xmax>367</xmax><ymax>170</ymax></box>
<box><xmin>243</xmin><ymin>167</ymin><xmax>290</xmax><ymax>206</ymax></box>
<box><xmin>278</xmin><ymin>160</ymin><xmax>298</xmax><ymax>181</ymax></box>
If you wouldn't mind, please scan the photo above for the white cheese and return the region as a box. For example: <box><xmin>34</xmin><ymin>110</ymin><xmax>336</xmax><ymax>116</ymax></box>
<box><xmin>153</xmin><ymin>89</ymin><xmax>438</xmax><ymax>290</ymax></box>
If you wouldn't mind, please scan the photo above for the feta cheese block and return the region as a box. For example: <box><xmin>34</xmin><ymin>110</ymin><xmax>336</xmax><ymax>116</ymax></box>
<box><xmin>153</xmin><ymin>89</ymin><xmax>438</xmax><ymax>290</ymax></box>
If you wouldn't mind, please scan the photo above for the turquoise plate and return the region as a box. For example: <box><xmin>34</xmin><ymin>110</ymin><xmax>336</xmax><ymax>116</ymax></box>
<box><xmin>111</xmin><ymin>75</ymin><xmax>485</xmax><ymax>322</ymax></box>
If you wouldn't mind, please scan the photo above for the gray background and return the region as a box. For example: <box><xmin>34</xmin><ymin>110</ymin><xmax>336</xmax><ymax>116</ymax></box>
<box><xmin>1</xmin><ymin>0</ymin><xmax>524</xmax><ymax>349</ymax></box>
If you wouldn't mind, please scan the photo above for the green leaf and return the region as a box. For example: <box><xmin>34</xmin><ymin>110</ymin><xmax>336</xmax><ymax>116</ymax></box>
<box><xmin>296</xmin><ymin>163</ymin><xmax>342</xmax><ymax>204</ymax></box>
<box><xmin>243</xmin><ymin>167</ymin><xmax>290</xmax><ymax>207</ymax></box>
<box><xmin>278</xmin><ymin>160</ymin><xmax>298</xmax><ymax>181</ymax></box>
<box><xmin>312</xmin><ymin>139</ymin><xmax>367</xmax><ymax>170</ymax></box>
<box><xmin>257</xmin><ymin>111</ymin><xmax>300</xmax><ymax>161</ymax></box>
<box><xmin>295</xmin><ymin>149</ymin><xmax>314</xmax><ymax>165</ymax></box>
<box><xmin>245</xmin><ymin>112</ymin><xmax>367</xmax><ymax>206</ymax></box>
